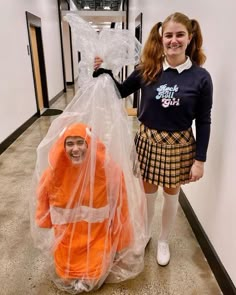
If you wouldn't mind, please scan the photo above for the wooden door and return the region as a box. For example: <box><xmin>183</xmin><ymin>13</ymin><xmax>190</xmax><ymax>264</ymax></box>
<box><xmin>29</xmin><ymin>25</ymin><xmax>44</xmax><ymax>111</ymax></box>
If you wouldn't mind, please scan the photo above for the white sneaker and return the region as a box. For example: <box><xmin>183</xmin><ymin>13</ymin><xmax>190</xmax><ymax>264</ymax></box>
<box><xmin>157</xmin><ymin>240</ymin><xmax>170</xmax><ymax>266</ymax></box>
<box><xmin>73</xmin><ymin>280</ymin><xmax>89</xmax><ymax>292</ymax></box>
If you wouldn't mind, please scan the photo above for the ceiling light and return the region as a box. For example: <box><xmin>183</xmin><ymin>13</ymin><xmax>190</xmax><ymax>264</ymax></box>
<box><xmin>84</xmin><ymin>5</ymin><xmax>90</xmax><ymax>9</ymax></box>
<box><xmin>104</xmin><ymin>6</ymin><xmax>111</xmax><ymax>10</ymax></box>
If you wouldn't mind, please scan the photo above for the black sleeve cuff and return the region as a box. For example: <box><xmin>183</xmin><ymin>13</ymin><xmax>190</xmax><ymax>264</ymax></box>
<box><xmin>93</xmin><ymin>68</ymin><xmax>113</xmax><ymax>78</ymax></box>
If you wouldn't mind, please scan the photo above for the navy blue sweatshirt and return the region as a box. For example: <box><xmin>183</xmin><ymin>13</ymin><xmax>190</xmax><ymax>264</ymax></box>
<box><xmin>108</xmin><ymin>64</ymin><xmax>213</xmax><ymax>161</ymax></box>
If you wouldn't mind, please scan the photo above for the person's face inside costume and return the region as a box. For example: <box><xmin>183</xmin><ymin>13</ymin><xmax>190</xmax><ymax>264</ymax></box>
<box><xmin>65</xmin><ymin>136</ymin><xmax>88</xmax><ymax>165</ymax></box>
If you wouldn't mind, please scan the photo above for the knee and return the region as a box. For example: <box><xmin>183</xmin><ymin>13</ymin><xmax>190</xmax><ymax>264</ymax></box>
<box><xmin>163</xmin><ymin>186</ymin><xmax>180</xmax><ymax>195</ymax></box>
<box><xmin>143</xmin><ymin>181</ymin><xmax>158</xmax><ymax>194</ymax></box>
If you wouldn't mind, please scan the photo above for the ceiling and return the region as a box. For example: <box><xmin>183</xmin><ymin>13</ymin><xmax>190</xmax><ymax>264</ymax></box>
<box><xmin>65</xmin><ymin>0</ymin><xmax>126</xmax><ymax>31</ymax></box>
<box><xmin>72</xmin><ymin>0</ymin><xmax>123</xmax><ymax>11</ymax></box>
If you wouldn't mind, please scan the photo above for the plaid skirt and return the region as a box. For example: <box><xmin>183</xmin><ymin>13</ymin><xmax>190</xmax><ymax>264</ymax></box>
<box><xmin>134</xmin><ymin>124</ymin><xmax>196</xmax><ymax>188</ymax></box>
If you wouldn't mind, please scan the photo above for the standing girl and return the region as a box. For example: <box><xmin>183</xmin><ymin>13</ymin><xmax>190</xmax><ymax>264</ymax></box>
<box><xmin>94</xmin><ymin>12</ymin><xmax>213</xmax><ymax>266</ymax></box>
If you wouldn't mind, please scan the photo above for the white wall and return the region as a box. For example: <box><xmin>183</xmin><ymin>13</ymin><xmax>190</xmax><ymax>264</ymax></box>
<box><xmin>129</xmin><ymin>0</ymin><xmax>236</xmax><ymax>285</ymax></box>
<box><xmin>0</xmin><ymin>0</ymin><xmax>64</xmax><ymax>143</ymax></box>
<box><xmin>62</xmin><ymin>20</ymin><xmax>73</xmax><ymax>82</ymax></box>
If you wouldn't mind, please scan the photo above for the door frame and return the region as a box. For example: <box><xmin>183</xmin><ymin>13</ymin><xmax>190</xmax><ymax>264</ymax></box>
<box><xmin>59</xmin><ymin>0</ymin><xmax>74</xmax><ymax>86</ymax></box>
<box><xmin>133</xmin><ymin>12</ymin><xmax>143</xmax><ymax>110</ymax></box>
<box><xmin>25</xmin><ymin>11</ymin><xmax>49</xmax><ymax>113</ymax></box>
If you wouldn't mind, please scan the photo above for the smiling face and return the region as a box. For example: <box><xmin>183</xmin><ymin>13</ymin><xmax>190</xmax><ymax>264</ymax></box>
<box><xmin>162</xmin><ymin>21</ymin><xmax>191</xmax><ymax>63</ymax></box>
<box><xmin>65</xmin><ymin>136</ymin><xmax>88</xmax><ymax>165</ymax></box>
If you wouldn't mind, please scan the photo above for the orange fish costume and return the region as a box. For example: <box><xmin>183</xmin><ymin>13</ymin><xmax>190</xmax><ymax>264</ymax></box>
<box><xmin>35</xmin><ymin>123</ymin><xmax>133</xmax><ymax>292</ymax></box>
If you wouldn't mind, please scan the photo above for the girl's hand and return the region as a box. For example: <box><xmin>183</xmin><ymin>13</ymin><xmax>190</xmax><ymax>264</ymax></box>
<box><xmin>189</xmin><ymin>160</ymin><xmax>204</xmax><ymax>182</ymax></box>
<box><xmin>94</xmin><ymin>56</ymin><xmax>103</xmax><ymax>70</ymax></box>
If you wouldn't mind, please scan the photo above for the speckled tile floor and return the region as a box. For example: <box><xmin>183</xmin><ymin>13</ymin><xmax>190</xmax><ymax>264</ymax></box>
<box><xmin>0</xmin><ymin>88</ymin><xmax>222</xmax><ymax>295</ymax></box>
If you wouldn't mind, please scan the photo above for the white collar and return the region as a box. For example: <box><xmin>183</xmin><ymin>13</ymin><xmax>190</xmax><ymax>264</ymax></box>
<box><xmin>163</xmin><ymin>56</ymin><xmax>192</xmax><ymax>73</ymax></box>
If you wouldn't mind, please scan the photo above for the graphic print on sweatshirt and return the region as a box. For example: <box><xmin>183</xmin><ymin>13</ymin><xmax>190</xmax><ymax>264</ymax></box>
<box><xmin>155</xmin><ymin>84</ymin><xmax>180</xmax><ymax>108</ymax></box>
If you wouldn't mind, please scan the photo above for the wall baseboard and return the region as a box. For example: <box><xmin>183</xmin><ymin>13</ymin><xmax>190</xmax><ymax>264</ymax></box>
<box><xmin>0</xmin><ymin>89</ymin><xmax>64</xmax><ymax>155</ymax></box>
<box><xmin>49</xmin><ymin>90</ymin><xmax>64</xmax><ymax>107</ymax></box>
<box><xmin>179</xmin><ymin>190</ymin><xmax>236</xmax><ymax>295</ymax></box>
<box><xmin>0</xmin><ymin>113</ymin><xmax>38</xmax><ymax>155</ymax></box>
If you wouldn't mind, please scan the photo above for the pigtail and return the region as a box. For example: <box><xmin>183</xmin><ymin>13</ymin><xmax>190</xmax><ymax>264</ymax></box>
<box><xmin>138</xmin><ymin>22</ymin><xmax>164</xmax><ymax>83</ymax></box>
<box><xmin>186</xmin><ymin>19</ymin><xmax>206</xmax><ymax>65</ymax></box>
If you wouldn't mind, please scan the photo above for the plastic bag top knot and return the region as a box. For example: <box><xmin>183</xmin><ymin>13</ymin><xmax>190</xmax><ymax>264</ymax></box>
<box><xmin>64</xmin><ymin>13</ymin><xmax>142</xmax><ymax>77</ymax></box>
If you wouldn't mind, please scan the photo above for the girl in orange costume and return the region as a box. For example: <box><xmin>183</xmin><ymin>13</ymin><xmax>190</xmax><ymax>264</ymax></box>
<box><xmin>35</xmin><ymin>123</ymin><xmax>133</xmax><ymax>292</ymax></box>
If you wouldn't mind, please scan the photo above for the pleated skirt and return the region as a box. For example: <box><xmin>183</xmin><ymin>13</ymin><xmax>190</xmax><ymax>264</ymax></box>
<box><xmin>134</xmin><ymin>123</ymin><xmax>196</xmax><ymax>188</ymax></box>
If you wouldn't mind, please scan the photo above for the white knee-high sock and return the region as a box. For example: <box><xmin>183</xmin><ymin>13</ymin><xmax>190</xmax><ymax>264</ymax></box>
<box><xmin>146</xmin><ymin>192</ymin><xmax>157</xmax><ymax>238</ymax></box>
<box><xmin>159</xmin><ymin>191</ymin><xmax>179</xmax><ymax>242</ymax></box>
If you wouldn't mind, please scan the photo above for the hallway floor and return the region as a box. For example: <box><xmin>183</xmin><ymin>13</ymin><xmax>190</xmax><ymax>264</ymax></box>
<box><xmin>0</xmin><ymin>88</ymin><xmax>222</xmax><ymax>295</ymax></box>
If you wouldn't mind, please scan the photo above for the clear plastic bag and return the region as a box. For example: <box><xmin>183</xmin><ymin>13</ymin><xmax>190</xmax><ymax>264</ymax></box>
<box><xmin>64</xmin><ymin>13</ymin><xmax>141</xmax><ymax>85</ymax></box>
<box><xmin>30</xmin><ymin>14</ymin><xmax>147</xmax><ymax>294</ymax></box>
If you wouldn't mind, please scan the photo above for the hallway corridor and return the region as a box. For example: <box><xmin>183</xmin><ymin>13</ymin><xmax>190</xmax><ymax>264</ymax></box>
<box><xmin>0</xmin><ymin>89</ymin><xmax>222</xmax><ymax>295</ymax></box>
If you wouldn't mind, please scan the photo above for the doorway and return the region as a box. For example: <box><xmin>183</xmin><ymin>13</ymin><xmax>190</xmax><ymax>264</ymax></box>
<box><xmin>26</xmin><ymin>12</ymin><xmax>49</xmax><ymax>114</ymax></box>
<box><xmin>133</xmin><ymin>12</ymin><xmax>143</xmax><ymax>112</ymax></box>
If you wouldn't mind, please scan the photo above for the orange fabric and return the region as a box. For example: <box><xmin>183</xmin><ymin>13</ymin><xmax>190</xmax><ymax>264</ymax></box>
<box><xmin>35</xmin><ymin>123</ymin><xmax>133</xmax><ymax>280</ymax></box>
